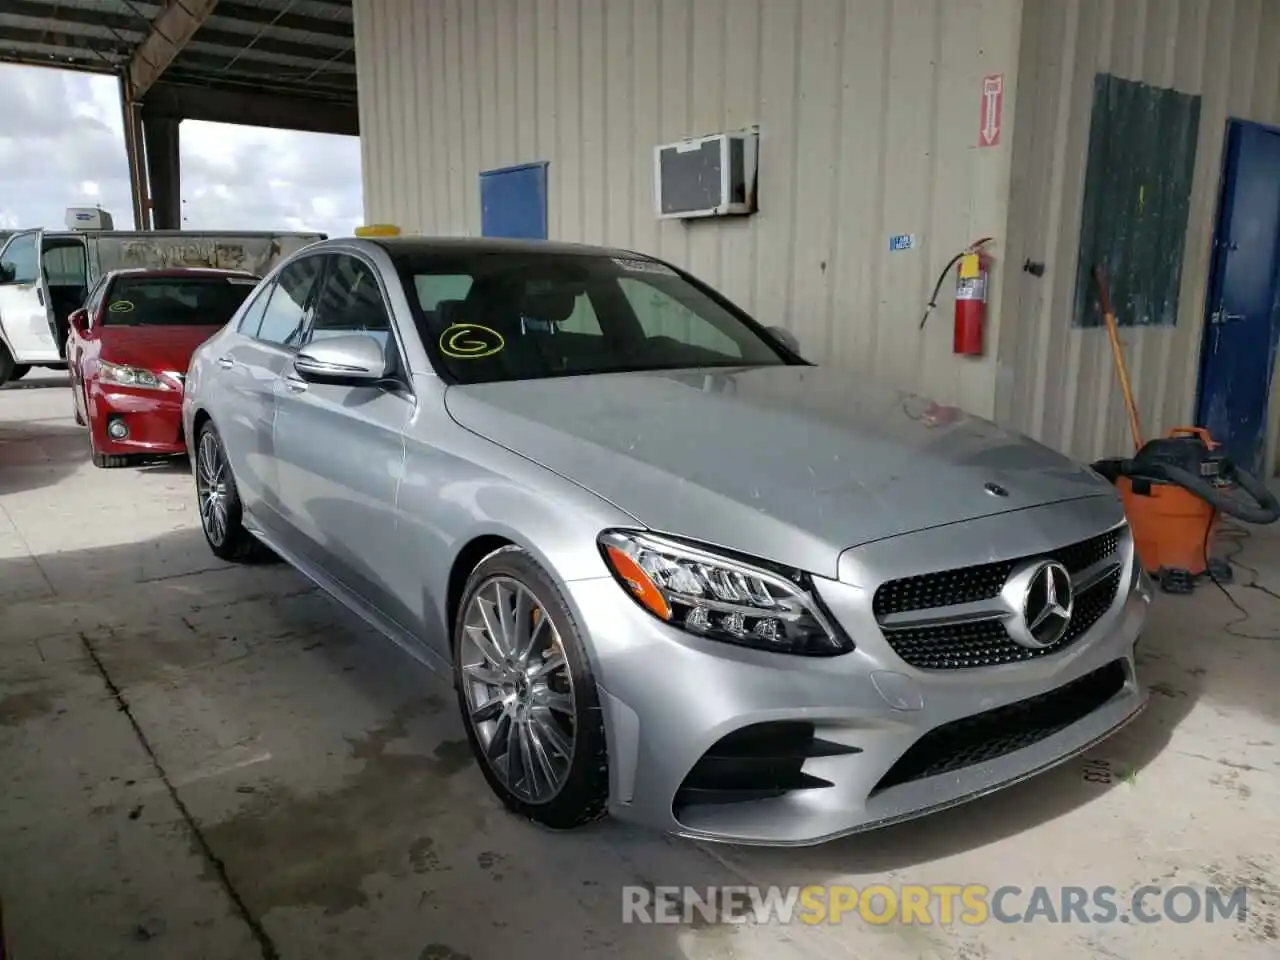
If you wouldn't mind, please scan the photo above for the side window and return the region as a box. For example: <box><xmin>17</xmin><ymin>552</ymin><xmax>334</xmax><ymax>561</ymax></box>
<box><xmin>0</xmin><ymin>233</ymin><xmax>39</xmax><ymax>284</ymax></box>
<box><xmin>42</xmin><ymin>242</ymin><xmax>87</xmax><ymax>288</ymax></box>
<box><xmin>306</xmin><ymin>254</ymin><xmax>394</xmax><ymax>354</ymax></box>
<box><xmin>255</xmin><ymin>257</ymin><xmax>322</xmax><ymax>347</ymax></box>
<box><xmin>550</xmin><ymin>289</ymin><xmax>603</xmax><ymax>336</ymax></box>
<box><xmin>618</xmin><ymin>277</ymin><xmax>741</xmax><ymax>357</ymax></box>
<box><xmin>236</xmin><ymin>284</ymin><xmax>274</xmax><ymax>337</ymax></box>
<box><xmin>413</xmin><ymin>274</ymin><xmax>473</xmax><ymax>311</ymax></box>
<box><xmin>84</xmin><ymin>277</ymin><xmax>107</xmax><ymax>323</ymax></box>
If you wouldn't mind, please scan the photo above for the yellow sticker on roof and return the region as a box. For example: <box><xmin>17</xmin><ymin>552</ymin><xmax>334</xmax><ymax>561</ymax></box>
<box><xmin>440</xmin><ymin>324</ymin><xmax>504</xmax><ymax>359</ymax></box>
<box><xmin>108</xmin><ymin>300</ymin><xmax>134</xmax><ymax>313</ymax></box>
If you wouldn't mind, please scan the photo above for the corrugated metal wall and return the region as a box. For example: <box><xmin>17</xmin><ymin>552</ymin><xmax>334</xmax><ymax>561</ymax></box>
<box><xmin>353</xmin><ymin>0</ymin><xmax>1023</xmax><ymax>418</ymax></box>
<box><xmin>997</xmin><ymin>0</ymin><xmax>1280</xmax><ymax>464</ymax></box>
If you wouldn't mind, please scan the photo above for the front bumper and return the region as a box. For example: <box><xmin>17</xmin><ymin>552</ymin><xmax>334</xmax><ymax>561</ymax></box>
<box><xmin>567</xmin><ymin>500</ymin><xmax>1151</xmax><ymax>846</ymax></box>
<box><xmin>88</xmin><ymin>381</ymin><xmax>186</xmax><ymax>457</ymax></box>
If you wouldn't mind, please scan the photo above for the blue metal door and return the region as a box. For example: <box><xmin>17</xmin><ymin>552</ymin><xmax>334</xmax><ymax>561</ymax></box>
<box><xmin>1196</xmin><ymin>122</ymin><xmax>1280</xmax><ymax>475</ymax></box>
<box><xmin>479</xmin><ymin>162</ymin><xmax>548</xmax><ymax>239</ymax></box>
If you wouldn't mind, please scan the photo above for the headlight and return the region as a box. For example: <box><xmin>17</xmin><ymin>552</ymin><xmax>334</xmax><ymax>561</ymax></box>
<box><xmin>597</xmin><ymin>530</ymin><xmax>852</xmax><ymax>656</ymax></box>
<box><xmin>98</xmin><ymin>360</ymin><xmax>172</xmax><ymax>391</ymax></box>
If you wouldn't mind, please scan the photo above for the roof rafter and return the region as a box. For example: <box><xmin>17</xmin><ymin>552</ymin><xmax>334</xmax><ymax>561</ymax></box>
<box><xmin>126</xmin><ymin>0</ymin><xmax>221</xmax><ymax>99</ymax></box>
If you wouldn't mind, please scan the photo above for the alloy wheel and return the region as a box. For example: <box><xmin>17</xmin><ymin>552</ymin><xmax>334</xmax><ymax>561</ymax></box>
<box><xmin>196</xmin><ymin>431</ymin><xmax>229</xmax><ymax>547</ymax></box>
<box><xmin>459</xmin><ymin>576</ymin><xmax>577</xmax><ymax>804</ymax></box>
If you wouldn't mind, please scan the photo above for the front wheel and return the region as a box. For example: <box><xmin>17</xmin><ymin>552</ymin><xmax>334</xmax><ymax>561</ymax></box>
<box><xmin>453</xmin><ymin>547</ymin><xmax>609</xmax><ymax>830</ymax></box>
<box><xmin>194</xmin><ymin>422</ymin><xmax>273</xmax><ymax>563</ymax></box>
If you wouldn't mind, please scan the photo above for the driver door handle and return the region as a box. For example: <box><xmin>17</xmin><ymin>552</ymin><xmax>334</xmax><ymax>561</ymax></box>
<box><xmin>216</xmin><ymin>356</ymin><xmax>234</xmax><ymax>369</ymax></box>
<box><xmin>283</xmin><ymin>375</ymin><xmax>308</xmax><ymax>393</ymax></box>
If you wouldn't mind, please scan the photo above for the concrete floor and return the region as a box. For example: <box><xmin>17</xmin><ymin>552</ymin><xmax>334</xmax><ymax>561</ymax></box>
<box><xmin>0</xmin><ymin>370</ymin><xmax>1277</xmax><ymax>960</ymax></box>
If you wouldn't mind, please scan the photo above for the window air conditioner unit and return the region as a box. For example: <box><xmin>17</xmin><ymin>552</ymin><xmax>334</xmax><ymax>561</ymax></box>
<box><xmin>653</xmin><ymin>127</ymin><xmax>758</xmax><ymax>221</ymax></box>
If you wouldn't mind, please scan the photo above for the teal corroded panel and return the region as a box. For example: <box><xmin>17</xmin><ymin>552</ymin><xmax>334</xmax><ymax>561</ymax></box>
<box><xmin>1074</xmin><ymin>73</ymin><xmax>1201</xmax><ymax>328</ymax></box>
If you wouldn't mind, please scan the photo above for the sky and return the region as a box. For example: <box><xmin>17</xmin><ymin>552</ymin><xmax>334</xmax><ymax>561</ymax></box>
<box><xmin>0</xmin><ymin>63</ymin><xmax>363</xmax><ymax>237</ymax></box>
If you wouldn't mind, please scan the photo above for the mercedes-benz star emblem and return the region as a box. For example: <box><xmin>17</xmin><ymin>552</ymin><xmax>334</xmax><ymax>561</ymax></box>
<box><xmin>1001</xmin><ymin>560</ymin><xmax>1074</xmax><ymax>649</ymax></box>
<box><xmin>984</xmin><ymin>481</ymin><xmax>1009</xmax><ymax>497</ymax></box>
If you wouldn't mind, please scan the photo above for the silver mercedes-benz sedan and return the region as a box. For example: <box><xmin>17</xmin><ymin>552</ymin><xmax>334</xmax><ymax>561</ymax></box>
<box><xmin>182</xmin><ymin>236</ymin><xmax>1152</xmax><ymax>846</ymax></box>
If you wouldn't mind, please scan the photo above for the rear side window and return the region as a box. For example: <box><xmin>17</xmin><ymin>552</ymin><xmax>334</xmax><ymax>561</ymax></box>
<box><xmin>255</xmin><ymin>257</ymin><xmax>322</xmax><ymax>347</ymax></box>
<box><xmin>235</xmin><ymin>284</ymin><xmax>273</xmax><ymax>337</ymax></box>
<box><xmin>102</xmin><ymin>275</ymin><xmax>260</xmax><ymax>326</ymax></box>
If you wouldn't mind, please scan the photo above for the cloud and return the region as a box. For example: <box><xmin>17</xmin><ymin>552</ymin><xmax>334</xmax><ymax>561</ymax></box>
<box><xmin>0</xmin><ymin>64</ymin><xmax>362</xmax><ymax>238</ymax></box>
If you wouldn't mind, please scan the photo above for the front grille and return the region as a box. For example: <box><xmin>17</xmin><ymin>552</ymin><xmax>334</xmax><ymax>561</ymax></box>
<box><xmin>873</xmin><ymin>529</ymin><xmax>1121</xmax><ymax>618</ymax></box>
<box><xmin>872</xmin><ymin>659</ymin><xmax>1128</xmax><ymax>793</ymax></box>
<box><xmin>884</xmin><ymin>568</ymin><xmax>1123</xmax><ymax>670</ymax></box>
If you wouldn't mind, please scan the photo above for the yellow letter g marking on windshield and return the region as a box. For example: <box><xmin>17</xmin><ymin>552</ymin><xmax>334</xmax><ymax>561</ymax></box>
<box><xmin>440</xmin><ymin>324</ymin><xmax>505</xmax><ymax>359</ymax></box>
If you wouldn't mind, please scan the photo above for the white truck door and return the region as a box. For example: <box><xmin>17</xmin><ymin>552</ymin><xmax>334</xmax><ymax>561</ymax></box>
<box><xmin>0</xmin><ymin>229</ymin><xmax>60</xmax><ymax>364</ymax></box>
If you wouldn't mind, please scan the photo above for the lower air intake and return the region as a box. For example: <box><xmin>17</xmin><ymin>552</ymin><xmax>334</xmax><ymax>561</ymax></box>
<box><xmin>673</xmin><ymin>721</ymin><xmax>858</xmax><ymax>814</ymax></box>
<box><xmin>871</xmin><ymin>659</ymin><xmax>1128</xmax><ymax>793</ymax></box>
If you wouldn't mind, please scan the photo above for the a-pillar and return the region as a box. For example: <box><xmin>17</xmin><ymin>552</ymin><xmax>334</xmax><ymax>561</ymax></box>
<box><xmin>143</xmin><ymin>117</ymin><xmax>182</xmax><ymax>231</ymax></box>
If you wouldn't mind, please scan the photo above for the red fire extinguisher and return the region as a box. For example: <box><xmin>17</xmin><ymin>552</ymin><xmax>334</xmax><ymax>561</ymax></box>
<box><xmin>919</xmin><ymin>237</ymin><xmax>995</xmax><ymax>357</ymax></box>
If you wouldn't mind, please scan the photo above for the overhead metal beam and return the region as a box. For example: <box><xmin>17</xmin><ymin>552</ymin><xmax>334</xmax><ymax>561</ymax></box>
<box><xmin>143</xmin><ymin>81</ymin><xmax>358</xmax><ymax>137</ymax></box>
<box><xmin>127</xmin><ymin>0</ymin><xmax>221</xmax><ymax>100</ymax></box>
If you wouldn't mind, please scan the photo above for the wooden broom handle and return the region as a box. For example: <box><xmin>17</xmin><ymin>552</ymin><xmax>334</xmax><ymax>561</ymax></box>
<box><xmin>1093</xmin><ymin>265</ymin><xmax>1144</xmax><ymax>451</ymax></box>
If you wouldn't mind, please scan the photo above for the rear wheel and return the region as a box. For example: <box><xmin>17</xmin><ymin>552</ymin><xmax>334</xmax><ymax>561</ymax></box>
<box><xmin>0</xmin><ymin>344</ymin><xmax>14</xmax><ymax>387</ymax></box>
<box><xmin>453</xmin><ymin>547</ymin><xmax>609</xmax><ymax>830</ymax></box>
<box><xmin>195</xmin><ymin>422</ymin><xmax>273</xmax><ymax>562</ymax></box>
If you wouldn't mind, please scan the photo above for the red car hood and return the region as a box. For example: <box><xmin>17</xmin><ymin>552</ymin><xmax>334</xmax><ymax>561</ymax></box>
<box><xmin>99</xmin><ymin>325</ymin><xmax>223</xmax><ymax>376</ymax></box>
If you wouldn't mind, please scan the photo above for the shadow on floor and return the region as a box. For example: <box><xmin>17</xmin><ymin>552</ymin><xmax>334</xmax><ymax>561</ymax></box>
<box><xmin>0</xmin><ymin>418</ymin><xmax>90</xmax><ymax>496</ymax></box>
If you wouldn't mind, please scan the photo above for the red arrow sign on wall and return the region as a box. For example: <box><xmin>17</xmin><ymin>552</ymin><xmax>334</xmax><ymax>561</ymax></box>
<box><xmin>979</xmin><ymin>74</ymin><xmax>1004</xmax><ymax>147</ymax></box>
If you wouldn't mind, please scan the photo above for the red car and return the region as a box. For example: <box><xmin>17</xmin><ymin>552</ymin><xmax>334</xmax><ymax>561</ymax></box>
<box><xmin>67</xmin><ymin>267</ymin><xmax>261</xmax><ymax>467</ymax></box>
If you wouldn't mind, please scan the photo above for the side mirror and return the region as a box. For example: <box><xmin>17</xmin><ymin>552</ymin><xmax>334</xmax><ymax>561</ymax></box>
<box><xmin>68</xmin><ymin>308</ymin><xmax>89</xmax><ymax>333</ymax></box>
<box><xmin>294</xmin><ymin>334</ymin><xmax>391</xmax><ymax>385</ymax></box>
<box><xmin>0</xmin><ymin>263</ymin><xmax>14</xmax><ymax>284</ymax></box>
<box><xmin>767</xmin><ymin>325</ymin><xmax>801</xmax><ymax>355</ymax></box>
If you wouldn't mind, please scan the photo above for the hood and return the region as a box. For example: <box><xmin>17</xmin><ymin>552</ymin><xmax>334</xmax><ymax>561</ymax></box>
<box><xmin>99</xmin><ymin>324</ymin><xmax>223</xmax><ymax>376</ymax></box>
<box><xmin>443</xmin><ymin>365</ymin><xmax>1114</xmax><ymax>578</ymax></box>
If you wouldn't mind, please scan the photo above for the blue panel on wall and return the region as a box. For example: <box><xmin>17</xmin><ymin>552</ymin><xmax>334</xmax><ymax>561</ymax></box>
<box><xmin>479</xmin><ymin>162</ymin><xmax>549</xmax><ymax>239</ymax></box>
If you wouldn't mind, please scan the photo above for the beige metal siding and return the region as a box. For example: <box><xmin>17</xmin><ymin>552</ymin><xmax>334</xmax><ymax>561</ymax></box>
<box><xmin>353</xmin><ymin>0</ymin><xmax>1023</xmax><ymax>417</ymax></box>
<box><xmin>998</xmin><ymin>0</ymin><xmax>1280</xmax><ymax>464</ymax></box>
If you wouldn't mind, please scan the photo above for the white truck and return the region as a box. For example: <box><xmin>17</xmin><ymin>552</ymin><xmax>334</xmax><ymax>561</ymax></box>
<box><xmin>0</xmin><ymin>208</ymin><xmax>325</xmax><ymax>386</ymax></box>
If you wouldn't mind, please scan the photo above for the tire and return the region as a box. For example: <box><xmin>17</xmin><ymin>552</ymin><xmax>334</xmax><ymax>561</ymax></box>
<box><xmin>9</xmin><ymin>365</ymin><xmax>30</xmax><ymax>382</ymax></box>
<box><xmin>452</xmin><ymin>546</ymin><xmax>609</xmax><ymax>830</ymax></box>
<box><xmin>194</xmin><ymin>421</ymin><xmax>273</xmax><ymax>563</ymax></box>
<box><xmin>0</xmin><ymin>343</ymin><xmax>13</xmax><ymax>387</ymax></box>
<box><xmin>92</xmin><ymin>451</ymin><xmax>135</xmax><ymax>468</ymax></box>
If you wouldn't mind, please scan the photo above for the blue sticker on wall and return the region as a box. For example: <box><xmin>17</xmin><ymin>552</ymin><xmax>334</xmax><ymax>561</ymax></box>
<box><xmin>889</xmin><ymin>234</ymin><xmax>916</xmax><ymax>252</ymax></box>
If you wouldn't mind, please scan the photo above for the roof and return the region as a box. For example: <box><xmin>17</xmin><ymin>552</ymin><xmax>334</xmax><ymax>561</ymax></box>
<box><xmin>0</xmin><ymin>0</ymin><xmax>355</xmax><ymax>135</ymax></box>
<box><xmin>106</xmin><ymin>266</ymin><xmax>261</xmax><ymax>279</ymax></box>
<box><xmin>37</xmin><ymin>229</ymin><xmax>326</xmax><ymax>240</ymax></box>
<box><xmin>365</xmin><ymin>237</ymin><xmax>652</xmax><ymax>261</ymax></box>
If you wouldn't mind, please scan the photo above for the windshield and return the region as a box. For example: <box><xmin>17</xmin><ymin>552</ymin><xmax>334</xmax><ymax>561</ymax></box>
<box><xmin>103</xmin><ymin>275</ymin><xmax>259</xmax><ymax>326</ymax></box>
<box><xmin>391</xmin><ymin>250</ymin><xmax>795</xmax><ymax>383</ymax></box>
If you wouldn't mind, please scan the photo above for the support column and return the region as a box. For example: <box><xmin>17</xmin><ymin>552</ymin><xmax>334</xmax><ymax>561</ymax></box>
<box><xmin>119</xmin><ymin>76</ymin><xmax>151</xmax><ymax>230</ymax></box>
<box><xmin>143</xmin><ymin>117</ymin><xmax>182</xmax><ymax>231</ymax></box>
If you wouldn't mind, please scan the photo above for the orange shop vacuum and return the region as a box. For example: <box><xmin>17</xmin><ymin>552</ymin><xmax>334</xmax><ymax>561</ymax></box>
<box><xmin>1091</xmin><ymin>427</ymin><xmax>1280</xmax><ymax>594</ymax></box>
<box><xmin>1086</xmin><ymin>264</ymin><xmax>1279</xmax><ymax>594</ymax></box>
